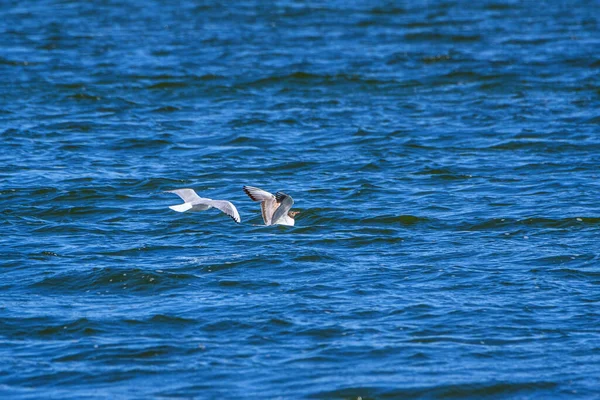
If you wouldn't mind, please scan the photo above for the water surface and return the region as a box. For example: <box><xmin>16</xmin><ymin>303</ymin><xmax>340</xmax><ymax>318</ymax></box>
<box><xmin>1</xmin><ymin>1</ymin><xmax>599</xmax><ymax>398</ymax></box>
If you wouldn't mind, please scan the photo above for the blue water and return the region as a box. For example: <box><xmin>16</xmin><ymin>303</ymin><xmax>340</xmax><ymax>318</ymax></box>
<box><xmin>1</xmin><ymin>1</ymin><xmax>599</xmax><ymax>398</ymax></box>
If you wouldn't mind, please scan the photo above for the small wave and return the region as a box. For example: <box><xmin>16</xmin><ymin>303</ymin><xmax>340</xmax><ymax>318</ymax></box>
<box><xmin>147</xmin><ymin>314</ymin><xmax>196</xmax><ymax>325</ymax></box>
<box><xmin>368</xmin><ymin>6</ymin><xmax>406</xmax><ymax>15</ymax></box>
<box><xmin>263</xmin><ymin>160</ymin><xmax>320</xmax><ymax>173</ymax></box>
<box><xmin>110</xmin><ymin>138</ymin><xmax>172</xmax><ymax>150</ymax></box>
<box><xmin>489</xmin><ymin>140</ymin><xmax>600</xmax><ymax>152</ymax></box>
<box><xmin>38</xmin><ymin>318</ymin><xmax>103</xmax><ymax>336</ymax></box>
<box><xmin>200</xmin><ymin>258</ymin><xmax>283</xmax><ymax>273</ymax></box>
<box><xmin>147</xmin><ymin>81</ymin><xmax>188</xmax><ymax>89</ymax></box>
<box><xmin>217</xmin><ymin>279</ymin><xmax>281</xmax><ymax>289</ymax></box>
<box><xmin>192</xmin><ymin>73</ymin><xmax>225</xmax><ymax>81</ymax></box>
<box><xmin>41</xmin><ymin>121</ymin><xmax>96</xmax><ymax>132</ymax></box>
<box><xmin>461</xmin><ymin>217</ymin><xmax>597</xmax><ymax>231</ymax></box>
<box><xmin>530</xmin><ymin>266</ymin><xmax>600</xmax><ymax>279</ymax></box>
<box><xmin>0</xmin><ymin>317</ymin><xmax>104</xmax><ymax>339</ymax></box>
<box><xmin>361</xmin><ymin>215</ymin><xmax>427</xmax><ymax>225</ymax></box>
<box><xmin>405</xmin><ymin>32</ymin><xmax>481</xmax><ymax>42</ymax></box>
<box><xmin>66</xmin><ymin>93</ymin><xmax>101</xmax><ymax>101</ymax></box>
<box><xmin>292</xmin><ymin>253</ymin><xmax>338</xmax><ymax>263</ymax></box>
<box><xmin>422</xmin><ymin>53</ymin><xmax>452</xmax><ymax>64</ymax></box>
<box><xmin>31</xmin><ymin>267</ymin><xmax>193</xmax><ymax>294</ymax></box>
<box><xmin>484</xmin><ymin>2</ymin><xmax>514</xmax><ymax>10</ymax></box>
<box><xmin>314</xmin><ymin>380</ymin><xmax>558</xmax><ymax>399</ymax></box>
<box><xmin>0</xmin><ymin>56</ymin><xmax>29</xmax><ymax>66</ymax></box>
<box><xmin>151</xmin><ymin>105</ymin><xmax>181</xmax><ymax>112</ymax></box>
<box><xmin>414</xmin><ymin>167</ymin><xmax>472</xmax><ymax>180</ymax></box>
<box><xmin>243</xmin><ymin>71</ymin><xmax>392</xmax><ymax>88</ymax></box>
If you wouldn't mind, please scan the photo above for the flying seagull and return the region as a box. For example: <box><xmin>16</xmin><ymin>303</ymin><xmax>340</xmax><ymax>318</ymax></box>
<box><xmin>243</xmin><ymin>186</ymin><xmax>299</xmax><ymax>226</ymax></box>
<box><xmin>166</xmin><ymin>188</ymin><xmax>241</xmax><ymax>224</ymax></box>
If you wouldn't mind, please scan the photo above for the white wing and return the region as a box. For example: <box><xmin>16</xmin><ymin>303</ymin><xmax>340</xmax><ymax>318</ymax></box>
<box><xmin>166</xmin><ymin>188</ymin><xmax>210</xmax><ymax>212</ymax></box>
<box><xmin>243</xmin><ymin>186</ymin><xmax>278</xmax><ymax>225</ymax></box>
<box><xmin>166</xmin><ymin>189</ymin><xmax>203</xmax><ymax>203</ymax></box>
<box><xmin>202</xmin><ymin>200</ymin><xmax>241</xmax><ymax>224</ymax></box>
<box><xmin>166</xmin><ymin>189</ymin><xmax>240</xmax><ymax>223</ymax></box>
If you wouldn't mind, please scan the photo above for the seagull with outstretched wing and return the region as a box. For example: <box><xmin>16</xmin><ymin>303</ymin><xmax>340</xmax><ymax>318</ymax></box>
<box><xmin>166</xmin><ymin>189</ymin><xmax>241</xmax><ymax>224</ymax></box>
<box><xmin>243</xmin><ymin>186</ymin><xmax>299</xmax><ymax>226</ymax></box>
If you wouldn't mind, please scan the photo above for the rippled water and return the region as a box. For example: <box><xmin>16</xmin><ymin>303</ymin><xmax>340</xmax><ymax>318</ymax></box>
<box><xmin>1</xmin><ymin>1</ymin><xmax>599</xmax><ymax>398</ymax></box>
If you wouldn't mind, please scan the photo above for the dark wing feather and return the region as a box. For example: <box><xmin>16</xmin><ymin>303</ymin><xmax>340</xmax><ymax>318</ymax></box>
<box><xmin>270</xmin><ymin>192</ymin><xmax>294</xmax><ymax>224</ymax></box>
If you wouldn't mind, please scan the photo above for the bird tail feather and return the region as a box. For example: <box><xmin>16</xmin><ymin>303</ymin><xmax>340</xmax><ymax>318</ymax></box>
<box><xmin>169</xmin><ymin>203</ymin><xmax>193</xmax><ymax>212</ymax></box>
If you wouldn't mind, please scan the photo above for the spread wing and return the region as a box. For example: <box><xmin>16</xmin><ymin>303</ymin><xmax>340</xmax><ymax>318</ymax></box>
<box><xmin>202</xmin><ymin>200</ymin><xmax>241</xmax><ymax>224</ymax></box>
<box><xmin>166</xmin><ymin>189</ymin><xmax>202</xmax><ymax>203</ymax></box>
<box><xmin>166</xmin><ymin>188</ymin><xmax>211</xmax><ymax>212</ymax></box>
<box><xmin>243</xmin><ymin>186</ymin><xmax>278</xmax><ymax>225</ymax></box>
<box><xmin>270</xmin><ymin>192</ymin><xmax>294</xmax><ymax>225</ymax></box>
<box><xmin>166</xmin><ymin>189</ymin><xmax>240</xmax><ymax>223</ymax></box>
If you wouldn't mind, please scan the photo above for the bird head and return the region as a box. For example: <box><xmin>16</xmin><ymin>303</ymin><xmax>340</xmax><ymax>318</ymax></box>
<box><xmin>288</xmin><ymin>211</ymin><xmax>301</xmax><ymax>219</ymax></box>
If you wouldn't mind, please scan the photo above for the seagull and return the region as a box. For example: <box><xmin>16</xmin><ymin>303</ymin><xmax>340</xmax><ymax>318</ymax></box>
<box><xmin>165</xmin><ymin>188</ymin><xmax>241</xmax><ymax>224</ymax></box>
<box><xmin>243</xmin><ymin>186</ymin><xmax>300</xmax><ymax>226</ymax></box>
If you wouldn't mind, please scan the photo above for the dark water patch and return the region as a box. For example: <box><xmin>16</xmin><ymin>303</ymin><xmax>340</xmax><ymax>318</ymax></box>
<box><xmin>38</xmin><ymin>318</ymin><xmax>103</xmax><ymax>337</ymax></box>
<box><xmin>38</xmin><ymin>121</ymin><xmax>97</xmax><ymax>132</ymax></box>
<box><xmin>66</xmin><ymin>92</ymin><xmax>101</xmax><ymax>101</ymax></box>
<box><xmin>224</xmin><ymin>135</ymin><xmax>273</xmax><ymax>146</ymax></box>
<box><xmin>292</xmin><ymin>252</ymin><xmax>339</xmax><ymax>263</ymax></box>
<box><xmin>428</xmin><ymin>381</ymin><xmax>559</xmax><ymax>398</ymax></box>
<box><xmin>0</xmin><ymin>56</ymin><xmax>30</xmax><ymax>66</ymax></box>
<box><xmin>484</xmin><ymin>2</ymin><xmax>514</xmax><ymax>11</ymax></box>
<box><xmin>217</xmin><ymin>279</ymin><xmax>280</xmax><ymax>289</ymax></box>
<box><xmin>267</xmin><ymin>317</ymin><xmax>293</xmax><ymax>327</ymax></box>
<box><xmin>489</xmin><ymin>140</ymin><xmax>600</xmax><ymax>152</ymax></box>
<box><xmin>193</xmin><ymin>73</ymin><xmax>225</xmax><ymax>81</ymax></box>
<box><xmin>57</xmin><ymin>343</ymin><xmax>199</xmax><ymax>363</ymax></box>
<box><xmin>432</xmin><ymin>70</ymin><xmax>513</xmax><ymax>87</ymax></box>
<box><xmin>228</xmin><ymin>117</ymin><xmax>268</xmax><ymax>127</ymax></box>
<box><xmin>109</xmin><ymin>138</ymin><xmax>172</xmax><ymax>150</ymax></box>
<box><xmin>148</xmin><ymin>314</ymin><xmax>196</xmax><ymax>326</ymax></box>
<box><xmin>404</xmin><ymin>32</ymin><xmax>481</xmax><ymax>43</ymax></box>
<box><xmin>54</xmin><ymin>82</ymin><xmax>88</xmax><ymax>90</ymax></box>
<box><xmin>503</xmin><ymin>37</ymin><xmax>554</xmax><ymax>46</ymax></box>
<box><xmin>125</xmin><ymin>73</ymin><xmax>190</xmax><ymax>81</ymax></box>
<box><xmin>450</xmin><ymin>34</ymin><xmax>482</xmax><ymax>43</ymax></box>
<box><xmin>8</xmin><ymin>187</ymin><xmax>60</xmax><ymax>197</ymax></box>
<box><xmin>30</xmin><ymin>268</ymin><xmax>192</xmax><ymax>294</ymax></box>
<box><xmin>414</xmin><ymin>167</ymin><xmax>473</xmax><ymax>180</ymax></box>
<box><xmin>352</xmin><ymin>127</ymin><xmax>376</xmax><ymax>137</ymax></box>
<box><xmin>0</xmin><ymin>317</ymin><xmax>103</xmax><ymax>339</ymax></box>
<box><xmin>151</xmin><ymin>105</ymin><xmax>180</xmax><ymax>113</ymax></box>
<box><xmin>531</xmin><ymin>267</ymin><xmax>600</xmax><ymax>280</ymax></box>
<box><xmin>274</xmin><ymin>117</ymin><xmax>298</xmax><ymax>125</ymax></box>
<box><xmin>28</xmin><ymin>250</ymin><xmax>63</xmax><ymax>260</ymax></box>
<box><xmin>199</xmin><ymin>258</ymin><xmax>279</xmax><ymax>273</ymax></box>
<box><xmin>244</xmin><ymin>72</ymin><xmax>392</xmax><ymax>89</ymax></box>
<box><xmin>357</xmin><ymin>162</ymin><xmax>381</xmax><ymax>172</ymax></box>
<box><xmin>329</xmin><ymin>234</ymin><xmax>406</xmax><ymax>247</ymax></box>
<box><xmin>368</xmin><ymin>6</ymin><xmax>406</xmax><ymax>15</ymax></box>
<box><xmin>361</xmin><ymin>215</ymin><xmax>427</xmax><ymax>226</ymax></box>
<box><xmin>299</xmin><ymin>325</ymin><xmax>346</xmax><ymax>339</ymax></box>
<box><xmin>422</xmin><ymin>53</ymin><xmax>452</xmax><ymax>64</ymax></box>
<box><xmin>147</xmin><ymin>81</ymin><xmax>188</xmax><ymax>89</ymax></box>
<box><xmin>203</xmin><ymin>319</ymin><xmax>254</xmax><ymax>332</ymax></box>
<box><xmin>314</xmin><ymin>380</ymin><xmax>558</xmax><ymax>399</ymax></box>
